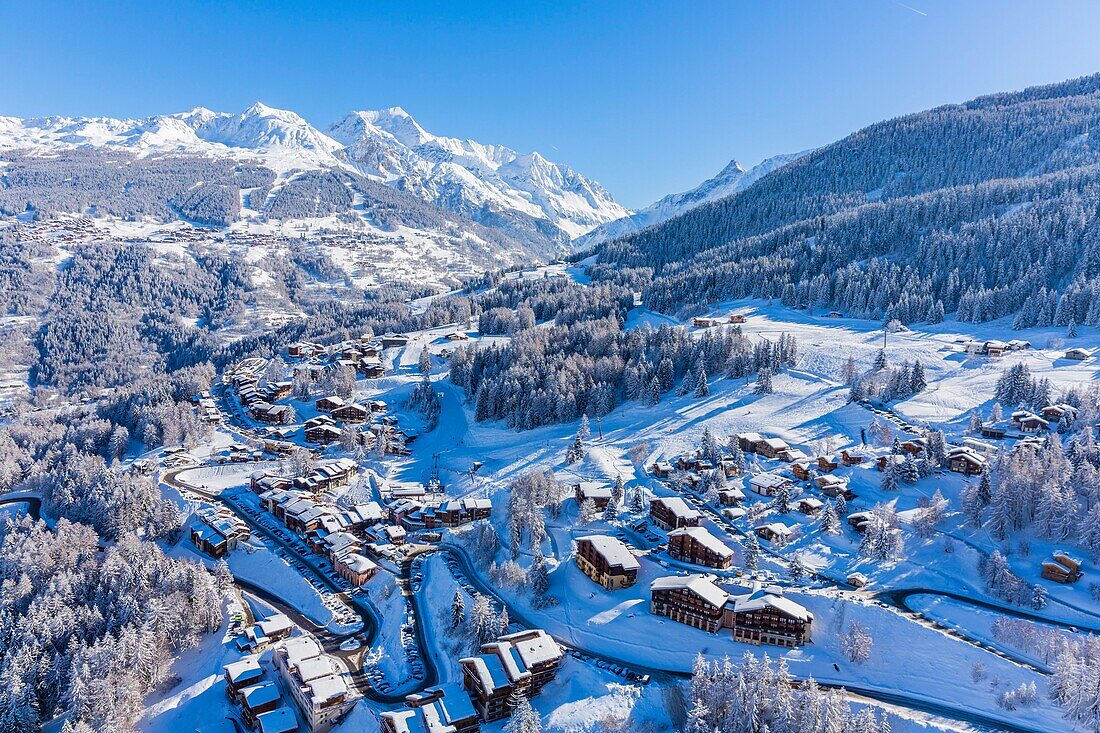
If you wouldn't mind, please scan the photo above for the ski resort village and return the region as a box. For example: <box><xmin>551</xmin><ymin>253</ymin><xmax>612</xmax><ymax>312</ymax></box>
<box><xmin>8</xmin><ymin>63</ymin><xmax>1100</xmax><ymax>733</ymax></box>
<box><xmin>10</xmin><ymin>260</ymin><xmax>1100</xmax><ymax>733</ymax></box>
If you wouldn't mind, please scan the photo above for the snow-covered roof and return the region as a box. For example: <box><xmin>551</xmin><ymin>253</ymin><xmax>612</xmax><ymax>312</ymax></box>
<box><xmin>750</xmin><ymin>472</ymin><xmax>790</xmax><ymax>490</ymax></box>
<box><xmin>224</xmin><ymin>656</ymin><xmax>263</xmax><ymax>685</ymax></box>
<box><xmin>650</xmin><ymin>574</ymin><xmax>728</xmax><ymax>609</ymax></box>
<box><xmin>340</xmin><ymin>552</ymin><xmax>377</xmax><ymax>574</ymax></box>
<box><xmin>258</xmin><ymin>613</ymin><xmax>292</xmax><ymax>637</ymax></box>
<box><xmin>295</xmin><ymin>656</ymin><xmax>335</xmax><ymax>682</ymax></box>
<box><xmin>574</xmin><ymin>481</ymin><xmax>612</xmax><ymax>499</ymax></box>
<box><xmin>257</xmin><ymin>707</ymin><xmax>297</xmax><ymax>733</ymax></box>
<box><xmin>760</xmin><ymin>437</ymin><xmax>789</xmax><ymax>450</ymax></box>
<box><xmin>280</xmin><ymin>636</ymin><xmax>322</xmax><ymax>666</ymax></box>
<box><xmin>577</xmin><ymin>534</ymin><xmax>640</xmax><ymax>570</ymax></box>
<box><xmin>500</xmin><ymin>629</ymin><xmax>563</xmax><ymax>669</ymax></box>
<box><xmin>728</xmin><ymin>588</ymin><xmax>813</xmax><ymax>621</ymax></box>
<box><xmin>241</xmin><ymin>681</ymin><xmax>281</xmax><ymax>710</ymax></box>
<box><xmin>653</xmin><ymin>496</ymin><xmax>702</xmax><ymax>520</ymax></box>
<box><xmin>668</xmin><ymin>526</ymin><xmax>733</xmax><ymax>559</ymax></box>
<box><xmin>306</xmin><ymin>673</ymin><xmax>347</xmax><ymax>704</ymax></box>
<box><xmin>757</xmin><ymin>522</ymin><xmax>793</xmax><ymax>537</ymax></box>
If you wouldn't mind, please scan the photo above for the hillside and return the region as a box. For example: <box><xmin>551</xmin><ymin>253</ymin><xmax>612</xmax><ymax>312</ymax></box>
<box><xmin>594</xmin><ymin>74</ymin><xmax>1100</xmax><ymax>328</ymax></box>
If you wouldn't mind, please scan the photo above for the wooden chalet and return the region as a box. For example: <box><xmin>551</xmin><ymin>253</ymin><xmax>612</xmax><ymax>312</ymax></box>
<box><xmin>1042</xmin><ymin>552</ymin><xmax>1083</xmax><ymax>584</ymax></box>
<box><xmin>723</xmin><ymin>586</ymin><xmax>813</xmax><ymax>648</ymax></box>
<box><xmin>573</xmin><ymin>481</ymin><xmax>613</xmax><ymax>510</ymax></box>
<box><xmin>650</xmin><ymin>574</ymin><xmax>728</xmax><ymax>633</ymax></box>
<box><xmin>796</xmin><ymin>497</ymin><xmax>824</xmax><ymax>516</ymax></box>
<box><xmin>668</xmin><ymin>526</ymin><xmax>734</xmax><ymax>569</ymax></box>
<box><xmin>755</xmin><ymin>522</ymin><xmax>794</xmax><ymax>543</ymax></box>
<box><xmin>575</xmin><ymin>535</ymin><xmax>640</xmax><ymax>590</ymax></box>
<box><xmin>315</xmin><ymin>395</ymin><xmax>346</xmax><ymax>413</ymax></box>
<box><xmin>461</xmin><ymin>630</ymin><xmax>563</xmax><ymax>721</ymax></box>
<box><xmin>191</xmin><ymin>509</ymin><xmax>250</xmax><ymax>558</ymax></box>
<box><xmin>381</xmin><ymin>684</ymin><xmax>480</xmax><ymax>733</ymax></box>
<box><xmin>817</xmin><ymin>455</ymin><xmax>839</xmax><ymax>472</ymax></box>
<box><xmin>651</xmin><ymin>461</ymin><xmax>674</xmax><ymax>478</ymax></box>
<box><xmin>840</xmin><ymin>449</ymin><xmax>866</xmax><ymax>466</ymax></box>
<box><xmin>1066</xmin><ymin>347</ymin><xmax>1091</xmax><ymax>361</ymax></box>
<box><xmin>331</xmin><ymin>402</ymin><xmax>370</xmax><ymax>423</ymax></box>
<box><xmin>649</xmin><ymin>496</ymin><xmax>702</xmax><ymax>530</ymax></box>
<box><xmin>729</xmin><ymin>313</ymin><xmax>747</xmax><ymax>324</ymax></box>
<box><xmin>791</xmin><ymin>460</ymin><xmax>812</xmax><ymax>482</ymax></box>
<box><xmin>238</xmin><ymin>681</ymin><xmax>283</xmax><ymax>728</ymax></box>
<box><xmin>947</xmin><ymin>447</ymin><xmax>986</xmax><ymax>476</ymax></box>
<box><xmin>224</xmin><ymin>657</ymin><xmax>265</xmax><ymax>699</ymax></box>
<box><xmin>717</xmin><ymin>487</ymin><xmax>746</xmax><ymax>506</ymax></box>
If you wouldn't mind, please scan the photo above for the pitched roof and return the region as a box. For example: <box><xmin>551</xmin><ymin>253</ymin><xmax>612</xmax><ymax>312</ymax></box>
<box><xmin>650</xmin><ymin>574</ymin><xmax>728</xmax><ymax>609</ymax></box>
<box><xmin>577</xmin><ymin>534</ymin><xmax>640</xmax><ymax>570</ymax></box>
<box><xmin>668</xmin><ymin>526</ymin><xmax>734</xmax><ymax>559</ymax></box>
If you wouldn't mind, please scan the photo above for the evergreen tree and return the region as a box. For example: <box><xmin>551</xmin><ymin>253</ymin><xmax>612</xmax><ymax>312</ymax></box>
<box><xmin>755</xmin><ymin>366</ymin><xmax>774</xmax><ymax>395</ymax></box>
<box><xmin>744</xmin><ymin>532</ymin><xmax>761</xmax><ymax>570</ymax></box>
<box><xmin>451</xmin><ymin>590</ymin><xmax>466</xmax><ymax>630</ymax></box>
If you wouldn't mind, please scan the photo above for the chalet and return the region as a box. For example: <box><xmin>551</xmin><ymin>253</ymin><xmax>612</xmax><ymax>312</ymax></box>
<box><xmin>238</xmin><ymin>613</ymin><xmax>294</xmax><ymax>652</ymax></box>
<box><xmin>947</xmin><ymin>446</ymin><xmax>986</xmax><ymax>476</ymax></box>
<box><xmin>692</xmin><ymin>317</ymin><xmax>722</xmax><ymax>328</ymax></box>
<box><xmin>380</xmin><ymin>684</ymin><xmax>480</xmax><ymax>733</ymax></box>
<box><xmin>791</xmin><ymin>460</ymin><xmax>812</xmax><ymax>482</ymax></box>
<box><xmin>717</xmin><ymin>487</ymin><xmax>746</xmax><ymax>506</ymax></box>
<box><xmin>575</xmin><ymin>535</ymin><xmax>640</xmax><ymax>589</ymax></box>
<box><xmin>756</xmin><ymin>437</ymin><xmax>790</xmax><ymax>460</ymax></box>
<box><xmin>1011</xmin><ymin>410</ymin><xmax>1049</xmax><ymax>433</ymax></box>
<box><xmin>1042</xmin><ymin>552</ymin><xmax>1083</xmax><ymax>584</ymax></box>
<box><xmin>719</xmin><ymin>459</ymin><xmax>742</xmax><ymax>478</ymax></box>
<box><xmin>736</xmin><ymin>432</ymin><xmax>764</xmax><ymax>453</ymax></box>
<box><xmin>252</xmin><ymin>402</ymin><xmax>294</xmax><ymax>424</ymax></box>
<box><xmin>847</xmin><ymin>572</ymin><xmax>869</xmax><ymax>588</ymax></box>
<box><xmin>668</xmin><ymin>526</ymin><xmax>734</xmax><ymax>569</ymax></box>
<box><xmin>750</xmin><ymin>472</ymin><xmax>794</xmax><ymax>497</ymax></box>
<box><xmin>265</xmin><ymin>381</ymin><xmax>294</xmax><ymax>401</ymax></box>
<box><xmin>722</xmin><ymin>507</ymin><xmax>747</xmax><ymax>521</ymax></box>
<box><xmin>817</xmin><ymin>455</ymin><xmax>839</xmax><ymax>472</ymax></box>
<box><xmin>288</xmin><ymin>341</ymin><xmax>324</xmax><ymax>359</ymax></box>
<box><xmin>729</xmin><ymin>313</ymin><xmax>747</xmax><ymax>324</ymax></box>
<box><xmin>848</xmin><ymin>512</ymin><xmax>874</xmax><ymax>532</ymax></box>
<box><xmin>900</xmin><ymin>438</ymin><xmax>927</xmax><ymax>455</ymax></box>
<box><xmin>675</xmin><ymin>454</ymin><xmax>699</xmax><ymax>471</ymax></box>
<box><xmin>1066</xmin><ymin>347</ymin><xmax>1092</xmax><ymax>361</ymax></box>
<box><xmin>573</xmin><ymin>481</ymin><xmax>613</xmax><ymax>510</ymax></box>
<box><xmin>980</xmin><ymin>425</ymin><xmax>1007</xmax><ymax>439</ymax></box>
<box><xmin>1007</xmin><ymin>339</ymin><xmax>1031</xmax><ymax>351</ymax></box>
<box><xmin>423</xmin><ymin>497</ymin><xmax>492</xmax><ymax>528</ymax></box>
<box><xmin>446</xmin><ymin>331</ymin><xmax>471</xmax><ymax>341</ymax></box>
<box><xmin>723</xmin><ymin>585</ymin><xmax>813</xmax><ymax>648</ymax></box>
<box><xmin>778</xmin><ymin>447</ymin><xmax>809</xmax><ymax>463</ymax></box>
<box><xmin>304</xmin><ymin>415</ymin><xmax>340</xmax><ymax>443</ymax></box>
<box><xmin>840</xmin><ymin>449</ymin><xmax>866</xmax><ymax>466</ymax></box>
<box><xmin>650</xmin><ymin>574</ymin><xmax>728</xmax><ymax>633</ymax></box>
<box><xmin>358</xmin><ymin>357</ymin><xmax>386</xmax><ymax>379</ymax></box>
<box><xmin>256</xmin><ymin>707</ymin><xmax>297</xmax><ymax>733</ymax></box>
<box><xmin>330</xmin><ymin>403</ymin><xmax>370</xmax><ymax>423</ymax></box>
<box><xmin>796</xmin><ymin>497</ymin><xmax>825</xmax><ymax>516</ymax></box>
<box><xmin>649</xmin><ymin>496</ymin><xmax>702</xmax><ymax>530</ymax></box>
<box><xmin>755</xmin><ymin>523</ymin><xmax>794</xmax><ymax>544</ymax></box>
<box><xmin>461</xmin><ymin>629</ymin><xmax>563</xmax><ymax>722</ymax></box>
<box><xmin>381</xmin><ymin>333</ymin><xmax>410</xmax><ymax>349</ymax></box>
<box><xmin>224</xmin><ymin>656</ymin><xmax>264</xmax><ymax>698</ymax></box>
<box><xmin>984</xmin><ymin>340</ymin><xmax>1008</xmax><ymax>357</ymax></box>
<box><xmin>1042</xmin><ymin>404</ymin><xmax>1078</xmax><ymax>422</ymax></box>
<box><xmin>651</xmin><ymin>461</ymin><xmax>674</xmax><ymax>478</ymax></box>
<box><xmin>814</xmin><ymin>474</ymin><xmax>853</xmax><ymax>499</ymax></box>
<box><xmin>333</xmin><ymin>552</ymin><xmax>379</xmax><ymax>586</ymax></box>
<box><xmin>825</xmin><ymin>311</ymin><xmax>843</xmax><ymax>318</ymax></box>
<box><xmin>876</xmin><ymin>454</ymin><xmax>905</xmax><ymax>472</ymax></box>
<box><xmin>368</xmin><ymin>400</ymin><xmax>388</xmax><ymax>413</ymax></box>
<box><xmin>315</xmin><ymin>396</ymin><xmax>346</xmax><ymax>413</ymax></box>
<box><xmin>238</xmin><ymin>682</ymin><xmax>283</xmax><ymax>728</ymax></box>
<box><xmin>191</xmin><ymin>509</ymin><xmax>250</xmax><ymax>558</ymax></box>
<box><xmin>273</xmin><ymin>636</ymin><xmax>354</xmax><ymax>733</ymax></box>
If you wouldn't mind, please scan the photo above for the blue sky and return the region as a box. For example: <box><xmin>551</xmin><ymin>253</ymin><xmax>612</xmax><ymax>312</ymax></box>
<box><xmin>4</xmin><ymin>1</ymin><xmax>1100</xmax><ymax>208</ymax></box>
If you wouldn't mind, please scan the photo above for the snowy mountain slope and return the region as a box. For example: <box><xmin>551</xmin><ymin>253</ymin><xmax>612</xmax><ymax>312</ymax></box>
<box><xmin>0</xmin><ymin>102</ymin><xmax>628</xmax><ymax>241</ymax></box>
<box><xmin>328</xmin><ymin>107</ymin><xmax>629</xmax><ymax>240</ymax></box>
<box><xmin>576</xmin><ymin>151</ymin><xmax>806</xmax><ymax>247</ymax></box>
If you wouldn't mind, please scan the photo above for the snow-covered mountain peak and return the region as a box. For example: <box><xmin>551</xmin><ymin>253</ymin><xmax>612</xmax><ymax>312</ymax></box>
<box><xmin>190</xmin><ymin>102</ymin><xmax>342</xmax><ymax>157</ymax></box>
<box><xmin>576</xmin><ymin>151</ymin><xmax>809</xmax><ymax>248</ymax></box>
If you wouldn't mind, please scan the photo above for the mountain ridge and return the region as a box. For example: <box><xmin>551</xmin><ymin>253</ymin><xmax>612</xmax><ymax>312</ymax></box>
<box><xmin>0</xmin><ymin>101</ymin><xmax>628</xmax><ymax>242</ymax></box>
